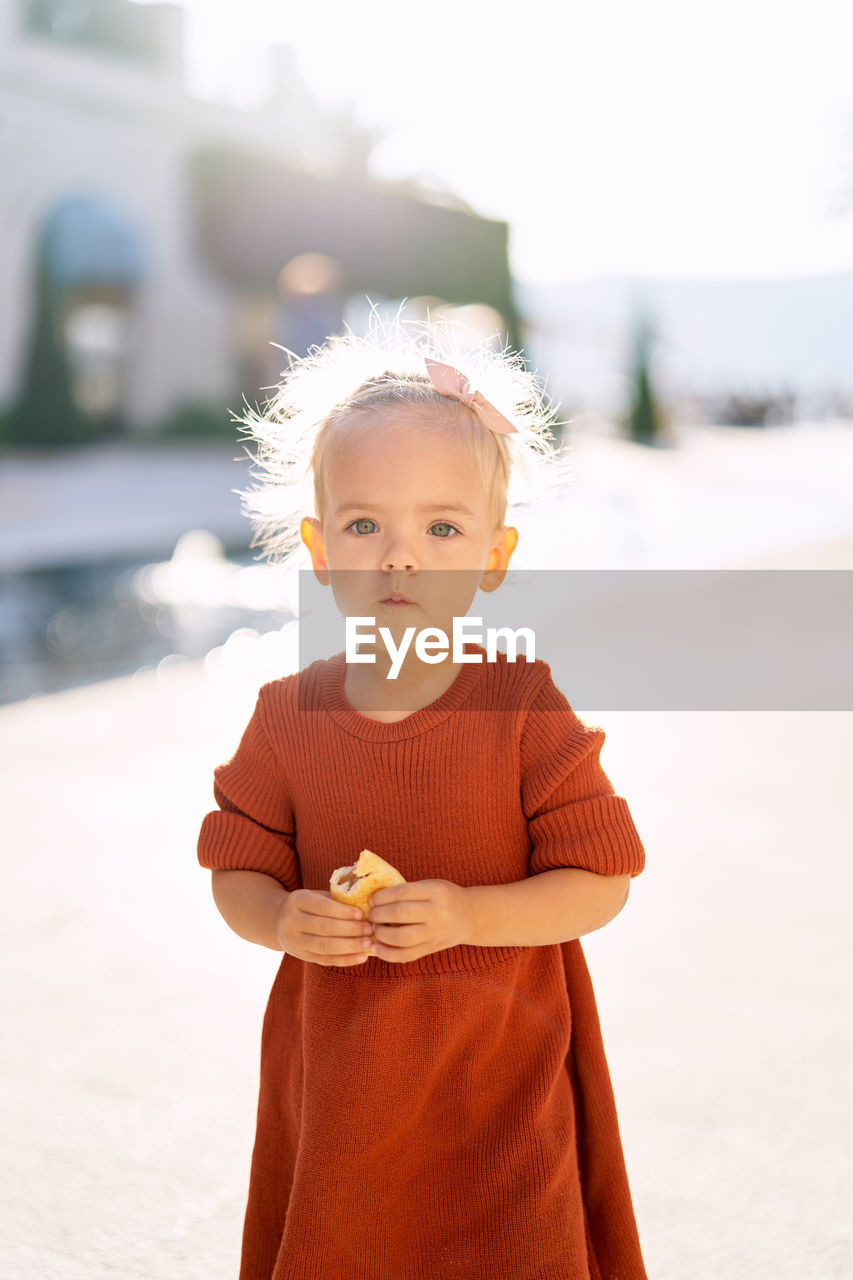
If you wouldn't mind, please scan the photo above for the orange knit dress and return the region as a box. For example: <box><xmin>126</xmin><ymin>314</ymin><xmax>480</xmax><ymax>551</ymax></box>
<box><xmin>198</xmin><ymin>647</ymin><xmax>647</xmax><ymax>1280</ymax></box>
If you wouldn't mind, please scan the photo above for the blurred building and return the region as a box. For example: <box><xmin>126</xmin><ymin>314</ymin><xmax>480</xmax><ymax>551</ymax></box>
<box><xmin>0</xmin><ymin>0</ymin><xmax>515</xmax><ymax>437</ymax></box>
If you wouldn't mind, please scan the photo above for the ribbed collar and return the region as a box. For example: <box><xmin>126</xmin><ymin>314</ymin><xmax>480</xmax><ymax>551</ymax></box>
<box><xmin>321</xmin><ymin>644</ymin><xmax>487</xmax><ymax>741</ymax></box>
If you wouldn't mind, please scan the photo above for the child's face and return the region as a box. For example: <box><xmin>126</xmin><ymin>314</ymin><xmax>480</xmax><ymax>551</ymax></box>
<box><xmin>301</xmin><ymin>410</ymin><xmax>518</xmax><ymax>635</ymax></box>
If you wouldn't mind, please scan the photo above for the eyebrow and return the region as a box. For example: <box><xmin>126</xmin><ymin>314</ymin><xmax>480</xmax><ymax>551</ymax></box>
<box><xmin>333</xmin><ymin>502</ymin><xmax>477</xmax><ymax>518</ymax></box>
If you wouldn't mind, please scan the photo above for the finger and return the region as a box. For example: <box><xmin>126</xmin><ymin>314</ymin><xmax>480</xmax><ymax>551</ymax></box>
<box><xmin>372</xmin><ymin>923</ymin><xmax>429</xmax><ymax>949</ymax></box>
<box><xmin>297</xmin><ymin>892</ymin><xmax>365</xmax><ymax>922</ymax></box>
<box><xmin>369</xmin><ymin>939</ymin><xmax>425</xmax><ymax>964</ymax></box>
<box><xmin>369</xmin><ymin>901</ymin><xmax>428</xmax><ymax>925</ymax></box>
<box><xmin>369</xmin><ymin>885</ymin><xmax>432</xmax><ymax>909</ymax></box>
<box><xmin>298</xmin><ymin>932</ymin><xmax>373</xmax><ymax>957</ymax></box>
<box><xmin>299</xmin><ymin>914</ymin><xmax>373</xmax><ymax>938</ymax></box>
<box><xmin>309</xmin><ymin>950</ymin><xmax>370</xmax><ymax>968</ymax></box>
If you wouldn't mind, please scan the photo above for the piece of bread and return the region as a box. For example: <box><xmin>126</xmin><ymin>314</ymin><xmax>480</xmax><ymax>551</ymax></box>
<box><xmin>329</xmin><ymin>849</ymin><xmax>406</xmax><ymax>918</ymax></box>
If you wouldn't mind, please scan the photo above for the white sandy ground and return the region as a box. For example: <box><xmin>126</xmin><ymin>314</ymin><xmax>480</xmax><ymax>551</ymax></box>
<box><xmin>2</xmin><ymin>428</ymin><xmax>852</xmax><ymax>1278</ymax></box>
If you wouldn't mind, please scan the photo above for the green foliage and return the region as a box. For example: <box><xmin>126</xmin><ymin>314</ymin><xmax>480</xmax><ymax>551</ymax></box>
<box><xmin>628</xmin><ymin>361</ymin><xmax>662</xmax><ymax>445</ymax></box>
<box><xmin>154</xmin><ymin>401</ymin><xmax>238</xmax><ymax>440</ymax></box>
<box><xmin>625</xmin><ymin>317</ymin><xmax>664</xmax><ymax>446</ymax></box>
<box><xmin>717</xmin><ymin>392</ymin><xmax>795</xmax><ymax>427</ymax></box>
<box><xmin>7</xmin><ymin>270</ymin><xmax>101</xmax><ymax>447</ymax></box>
<box><xmin>0</xmin><ymin>404</ymin><xmax>13</xmax><ymax>448</ymax></box>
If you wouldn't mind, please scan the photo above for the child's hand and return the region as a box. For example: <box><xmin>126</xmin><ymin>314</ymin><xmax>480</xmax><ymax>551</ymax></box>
<box><xmin>277</xmin><ymin>890</ymin><xmax>373</xmax><ymax>966</ymax></box>
<box><xmin>367</xmin><ymin>880</ymin><xmax>474</xmax><ymax>964</ymax></box>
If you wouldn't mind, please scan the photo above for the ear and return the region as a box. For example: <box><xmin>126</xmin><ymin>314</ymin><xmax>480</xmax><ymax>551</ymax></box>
<box><xmin>300</xmin><ymin>517</ymin><xmax>330</xmax><ymax>586</ymax></box>
<box><xmin>479</xmin><ymin>525</ymin><xmax>518</xmax><ymax>594</ymax></box>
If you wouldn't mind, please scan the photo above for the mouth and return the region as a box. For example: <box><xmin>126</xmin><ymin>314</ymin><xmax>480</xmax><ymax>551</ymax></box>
<box><xmin>380</xmin><ymin>595</ymin><xmax>414</xmax><ymax>606</ymax></box>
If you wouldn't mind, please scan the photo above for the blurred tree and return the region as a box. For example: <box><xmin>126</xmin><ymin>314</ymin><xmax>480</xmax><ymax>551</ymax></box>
<box><xmin>8</xmin><ymin>265</ymin><xmax>88</xmax><ymax>447</ymax></box>
<box><xmin>716</xmin><ymin>390</ymin><xmax>796</xmax><ymax>427</ymax></box>
<box><xmin>154</xmin><ymin>401</ymin><xmax>239</xmax><ymax>440</ymax></box>
<box><xmin>624</xmin><ymin>316</ymin><xmax>664</xmax><ymax>445</ymax></box>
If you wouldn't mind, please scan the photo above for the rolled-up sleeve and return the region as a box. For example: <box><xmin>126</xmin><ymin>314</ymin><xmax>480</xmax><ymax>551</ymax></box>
<box><xmin>197</xmin><ymin>686</ymin><xmax>301</xmax><ymax>891</ymax></box>
<box><xmin>521</xmin><ymin>675</ymin><xmax>645</xmax><ymax>879</ymax></box>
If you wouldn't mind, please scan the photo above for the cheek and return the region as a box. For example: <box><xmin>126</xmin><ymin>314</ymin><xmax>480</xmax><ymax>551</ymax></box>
<box><xmin>328</xmin><ymin>574</ymin><xmax>370</xmax><ymax>626</ymax></box>
<box><xmin>324</xmin><ymin>532</ymin><xmax>362</xmax><ymax>567</ymax></box>
<box><xmin>425</xmin><ymin>570</ymin><xmax>484</xmax><ymax>616</ymax></box>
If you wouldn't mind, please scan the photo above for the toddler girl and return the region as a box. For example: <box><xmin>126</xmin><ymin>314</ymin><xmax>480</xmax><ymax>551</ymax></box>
<box><xmin>198</xmin><ymin>315</ymin><xmax>647</xmax><ymax>1280</ymax></box>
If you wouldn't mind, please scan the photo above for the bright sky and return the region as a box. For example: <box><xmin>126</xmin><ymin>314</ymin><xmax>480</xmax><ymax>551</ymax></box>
<box><xmin>155</xmin><ymin>0</ymin><xmax>853</xmax><ymax>285</ymax></box>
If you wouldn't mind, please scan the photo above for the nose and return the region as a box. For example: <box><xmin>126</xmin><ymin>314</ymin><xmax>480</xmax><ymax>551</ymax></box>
<box><xmin>381</xmin><ymin>533</ymin><xmax>419</xmax><ymax>573</ymax></box>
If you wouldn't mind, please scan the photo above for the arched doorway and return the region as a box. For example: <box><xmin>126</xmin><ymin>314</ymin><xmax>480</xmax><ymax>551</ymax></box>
<box><xmin>15</xmin><ymin>195</ymin><xmax>146</xmax><ymax>442</ymax></box>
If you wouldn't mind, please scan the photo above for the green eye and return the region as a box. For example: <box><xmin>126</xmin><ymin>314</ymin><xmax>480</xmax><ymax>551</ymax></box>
<box><xmin>350</xmin><ymin>519</ymin><xmax>377</xmax><ymax>535</ymax></box>
<box><xmin>430</xmin><ymin>522</ymin><xmax>457</xmax><ymax>538</ymax></box>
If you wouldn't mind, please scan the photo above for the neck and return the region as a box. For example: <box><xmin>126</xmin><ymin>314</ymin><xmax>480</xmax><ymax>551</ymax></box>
<box><xmin>344</xmin><ymin>653</ymin><xmax>463</xmax><ymax>721</ymax></box>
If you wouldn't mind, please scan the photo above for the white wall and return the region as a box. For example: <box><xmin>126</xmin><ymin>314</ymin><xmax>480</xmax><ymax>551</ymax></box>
<box><xmin>0</xmin><ymin>8</ymin><xmax>262</xmax><ymax>429</ymax></box>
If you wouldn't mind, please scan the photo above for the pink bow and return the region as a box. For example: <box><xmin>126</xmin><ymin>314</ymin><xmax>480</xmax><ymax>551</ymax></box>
<box><xmin>424</xmin><ymin>359</ymin><xmax>518</xmax><ymax>435</ymax></box>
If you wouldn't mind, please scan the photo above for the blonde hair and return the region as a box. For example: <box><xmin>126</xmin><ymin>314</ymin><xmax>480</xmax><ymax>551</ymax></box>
<box><xmin>236</xmin><ymin>306</ymin><xmax>567</xmax><ymax>565</ymax></box>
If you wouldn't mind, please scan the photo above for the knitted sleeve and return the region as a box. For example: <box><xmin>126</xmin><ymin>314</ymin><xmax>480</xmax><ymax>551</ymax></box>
<box><xmin>520</xmin><ymin>671</ymin><xmax>645</xmax><ymax>878</ymax></box>
<box><xmin>197</xmin><ymin>685</ymin><xmax>301</xmax><ymax>891</ymax></box>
